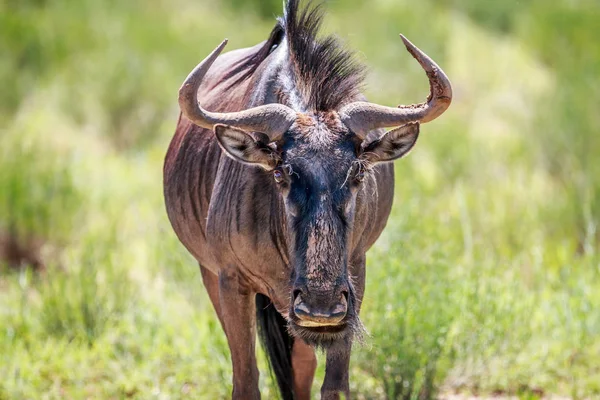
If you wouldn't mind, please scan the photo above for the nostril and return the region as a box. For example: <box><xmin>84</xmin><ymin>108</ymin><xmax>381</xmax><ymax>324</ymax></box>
<box><xmin>341</xmin><ymin>290</ymin><xmax>349</xmax><ymax>302</ymax></box>
<box><xmin>293</xmin><ymin>289</ymin><xmax>303</xmax><ymax>301</ymax></box>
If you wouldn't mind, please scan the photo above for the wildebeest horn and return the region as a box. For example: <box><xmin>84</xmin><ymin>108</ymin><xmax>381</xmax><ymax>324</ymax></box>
<box><xmin>178</xmin><ymin>39</ymin><xmax>297</xmax><ymax>141</ymax></box>
<box><xmin>338</xmin><ymin>34</ymin><xmax>452</xmax><ymax>139</ymax></box>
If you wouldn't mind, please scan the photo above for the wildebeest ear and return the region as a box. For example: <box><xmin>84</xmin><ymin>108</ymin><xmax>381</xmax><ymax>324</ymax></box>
<box><xmin>214</xmin><ymin>124</ymin><xmax>280</xmax><ymax>170</ymax></box>
<box><xmin>360</xmin><ymin>122</ymin><xmax>419</xmax><ymax>164</ymax></box>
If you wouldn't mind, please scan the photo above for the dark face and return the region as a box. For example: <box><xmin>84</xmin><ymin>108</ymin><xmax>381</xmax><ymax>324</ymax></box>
<box><xmin>215</xmin><ymin>112</ymin><xmax>420</xmax><ymax>347</ymax></box>
<box><xmin>274</xmin><ymin>117</ymin><xmax>365</xmax><ymax>346</ymax></box>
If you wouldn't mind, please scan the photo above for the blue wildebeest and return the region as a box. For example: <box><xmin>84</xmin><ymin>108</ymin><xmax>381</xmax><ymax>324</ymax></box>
<box><xmin>163</xmin><ymin>0</ymin><xmax>451</xmax><ymax>398</ymax></box>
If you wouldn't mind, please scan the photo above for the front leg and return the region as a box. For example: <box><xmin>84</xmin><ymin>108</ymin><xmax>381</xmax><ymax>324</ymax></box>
<box><xmin>320</xmin><ymin>338</ymin><xmax>352</xmax><ymax>400</ymax></box>
<box><xmin>320</xmin><ymin>254</ymin><xmax>367</xmax><ymax>399</ymax></box>
<box><xmin>218</xmin><ymin>269</ymin><xmax>260</xmax><ymax>400</ymax></box>
<box><xmin>292</xmin><ymin>338</ymin><xmax>317</xmax><ymax>400</ymax></box>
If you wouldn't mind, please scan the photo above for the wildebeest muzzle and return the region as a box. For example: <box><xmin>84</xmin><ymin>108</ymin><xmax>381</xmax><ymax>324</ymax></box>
<box><xmin>291</xmin><ymin>279</ymin><xmax>350</xmax><ymax>327</ymax></box>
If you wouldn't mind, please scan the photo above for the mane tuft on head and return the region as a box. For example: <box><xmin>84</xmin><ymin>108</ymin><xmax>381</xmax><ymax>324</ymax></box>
<box><xmin>280</xmin><ymin>0</ymin><xmax>366</xmax><ymax>111</ymax></box>
<box><xmin>223</xmin><ymin>0</ymin><xmax>366</xmax><ymax>112</ymax></box>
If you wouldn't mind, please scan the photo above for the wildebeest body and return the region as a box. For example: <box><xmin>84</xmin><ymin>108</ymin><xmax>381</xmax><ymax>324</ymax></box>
<box><xmin>163</xmin><ymin>1</ymin><xmax>451</xmax><ymax>398</ymax></box>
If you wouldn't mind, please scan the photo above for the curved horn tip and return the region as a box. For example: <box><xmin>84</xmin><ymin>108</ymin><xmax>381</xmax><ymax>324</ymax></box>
<box><xmin>202</xmin><ymin>39</ymin><xmax>229</xmax><ymax>63</ymax></box>
<box><xmin>399</xmin><ymin>34</ymin><xmax>423</xmax><ymax>59</ymax></box>
<box><xmin>399</xmin><ymin>34</ymin><xmax>412</xmax><ymax>49</ymax></box>
<box><xmin>212</xmin><ymin>39</ymin><xmax>229</xmax><ymax>56</ymax></box>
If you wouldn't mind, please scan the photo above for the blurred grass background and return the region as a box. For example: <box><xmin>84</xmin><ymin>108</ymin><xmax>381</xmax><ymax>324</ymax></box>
<box><xmin>1</xmin><ymin>0</ymin><xmax>599</xmax><ymax>398</ymax></box>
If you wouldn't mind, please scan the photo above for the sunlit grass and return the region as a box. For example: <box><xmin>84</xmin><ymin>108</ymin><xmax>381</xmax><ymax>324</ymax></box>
<box><xmin>0</xmin><ymin>0</ymin><xmax>599</xmax><ymax>398</ymax></box>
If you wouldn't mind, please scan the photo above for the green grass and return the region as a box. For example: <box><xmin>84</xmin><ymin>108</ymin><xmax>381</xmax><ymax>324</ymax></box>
<box><xmin>1</xmin><ymin>0</ymin><xmax>599</xmax><ymax>398</ymax></box>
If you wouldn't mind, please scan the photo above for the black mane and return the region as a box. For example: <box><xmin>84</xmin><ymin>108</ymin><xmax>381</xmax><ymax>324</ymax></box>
<box><xmin>281</xmin><ymin>0</ymin><xmax>366</xmax><ymax>111</ymax></box>
<box><xmin>226</xmin><ymin>0</ymin><xmax>365</xmax><ymax>112</ymax></box>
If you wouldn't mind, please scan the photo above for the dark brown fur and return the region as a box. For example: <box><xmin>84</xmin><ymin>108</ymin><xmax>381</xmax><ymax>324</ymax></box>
<box><xmin>164</xmin><ymin>1</ymin><xmax>396</xmax><ymax>398</ymax></box>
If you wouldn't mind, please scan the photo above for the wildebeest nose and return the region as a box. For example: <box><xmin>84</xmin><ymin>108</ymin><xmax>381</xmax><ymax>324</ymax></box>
<box><xmin>293</xmin><ymin>289</ymin><xmax>348</xmax><ymax>327</ymax></box>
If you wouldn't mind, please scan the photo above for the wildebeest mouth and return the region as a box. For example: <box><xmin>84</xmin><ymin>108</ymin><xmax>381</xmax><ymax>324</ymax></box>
<box><xmin>288</xmin><ymin>319</ymin><xmax>351</xmax><ymax>348</ymax></box>
<box><xmin>288</xmin><ymin>309</ymin><xmax>366</xmax><ymax>348</ymax></box>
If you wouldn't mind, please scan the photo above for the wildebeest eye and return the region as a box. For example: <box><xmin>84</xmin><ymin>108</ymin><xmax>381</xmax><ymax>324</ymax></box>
<box><xmin>355</xmin><ymin>169</ymin><xmax>365</xmax><ymax>183</ymax></box>
<box><xmin>353</xmin><ymin>164</ymin><xmax>366</xmax><ymax>184</ymax></box>
<box><xmin>273</xmin><ymin>170</ymin><xmax>284</xmax><ymax>184</ymax></box>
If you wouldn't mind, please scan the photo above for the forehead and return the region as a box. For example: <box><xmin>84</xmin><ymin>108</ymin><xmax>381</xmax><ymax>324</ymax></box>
<box><xmin>281</xmin><ymin>112</ymin><xmax>357</xmax><ymax>194</ymax></box>
<box><xmin>283</xmin><ymin>111</ymin><xmax>355</xmax><ymax>162</ymax></box>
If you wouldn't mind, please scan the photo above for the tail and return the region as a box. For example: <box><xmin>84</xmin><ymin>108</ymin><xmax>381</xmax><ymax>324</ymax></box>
<box><xmin>256</xmin><ymin>293</ymin><xmax>295</xmax><ymax>400</ymax></box>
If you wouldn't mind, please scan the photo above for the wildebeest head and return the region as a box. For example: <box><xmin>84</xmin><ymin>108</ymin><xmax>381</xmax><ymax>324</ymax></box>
<box><xmin>178</xmin><ymin>33</ymin><xmax>451</xmax><ymax>346</ymax></box>
<box><xmin>214</xmin><ymin>114</ymin><xmax>421</xmax><ymax>347</ymax></box>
